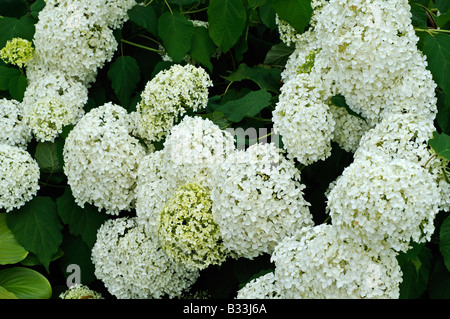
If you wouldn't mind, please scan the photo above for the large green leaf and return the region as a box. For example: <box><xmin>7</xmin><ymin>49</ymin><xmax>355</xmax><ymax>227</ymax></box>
<box><xmin>189</xmin><ymin>26</ymin><xmax>216</xmax><ymax>72</ymax></box>
<box><xmin>0</xmin><ymin>213</ymin><xmax>28</xmax><ymax>265</ymax></box>
<box><xmin>158</xmin><ymin>12</ymin><xmax>195</xmax><ymax>63</ymax></box>
<box><xmin>0</xmin><ymin>0</ymin><xmax>28</xmax><ymax>19</ymax></box>
<box><xmin>60</xmin><ymin>234</ymin><xmax>96</xmax><ymax>285</ymax></box>
<box><xmin>0</xmin><ymin>15</ymin><xmax>36</xmax><ymax>48</ymax></box>
<box><xmin>7</xmin><ymin>72</ymin><xmax>27</xmax><ymax>101</ymax></box>
<box><xmin>107</xmin><ymin>56</ymin><xmax>140</xmax><ymax>107</ymax></box>
<box><xmin>422</xmin><ymin>34</ymin><xmax>450</xmax><ymax>95</ymax></box>
<box><xmin>429</xmin><ymin>258</ymin><xmax>450</xmax><ymax>298</ymax></box>
<box><xmin>268</xmin><ymin>0</ymin><xmax>312</xmax><ymax>34</ymax></box>
<box><xmin>0</xmin><ymin>66</ymin><xmax>21</xmax><ymax>90</ymax></box>
<box><xmin>0</xmin><ymin>286</ymin><xmax>18</xmax><ymax>299</ymax></box>
<box><xmin>215</xmin><ymin>89</ymin><xmax>272</xmax><ymax>122</ymax></box>
<box><xmin>0</xmin><ymin>267</ymin><xmax>52</xmax><ymax>299</ymax></box>
<box><xmin>57</xmin><ymin>187</ymin><xmax>108</xmax><ymax>248</ymax></box>
<box><xmin>429</xmin><ymin>131</ymin><xmax>450</xmax><ymax>161</ymax></box>
<box><xmin>127</xmin><ymin>4</ymin><xmax>157</xmax><ymax>36</ymax></box>
<box><xmin>6</xmin><ymin>196</ymin><xmax>63</xmax><ymax>271</ymax></box>
<box><xmin>207</xmin><ymin>0</ymin><xmax>247</xmax><ymax>53</ymax></box>
<box><xmin>264</xmin><ymin>42</ymin><xmax>295</xmax><ymax>66</ymax></box>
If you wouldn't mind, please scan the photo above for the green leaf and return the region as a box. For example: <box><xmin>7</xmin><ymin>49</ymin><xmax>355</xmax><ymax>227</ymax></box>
<box><xmin>435</xmin><ymin>0</ymin><xmax>450</xmax><ymax>14</ymax></box>
<box><xmin>0</xmin><ymin>66</ymin><xmax>21</xmax><ymax>91</ymax></box>
<box><xmin>7</xmin><ymin>72</ymin><xmax>27</xmax><ymax>102</ymax></box>
<box><xmin>208</xmin><ymin>0</ymin><xmax>247</xmax><ymax>53</ymax></box>
<box><xmin>410</xmin><ymin>3</ymin><xmax>428</xmax><ymax>28</ymax></box>
<box><xmin>216</xmin><ymin>89</ymin><xmax>272</xmax><ymax>122</ymax></box>
<box><xmin>0</xmin><ymin>0</ymin><xmax>28</xmax><ymax>19</ymax></box>
<box><xmin>0</xmin><ymin>213</ymin><xmax>28</xmax><ymax>265</ymax></box>
<box><xmin>60</xmin><ymin>234</ymin><xmax>96</xmax><ymax>285</ymax></box>
<box><xmin>0</xmin><ymin>15</ymin><xmax>36</xmax><ymax>48</ymax></box>
<box><xmin>429</xmin><ymin>131</ymin><xmax>450</xmax><ymax>161</ymax></box>
<box><xmin>167</xmin><ymin>0</ymin><xmax>200</xmax><ymax>5</ymax></box>
<box><xmin>127</xmin><ymin>4</ymin><xmax>157</xmax><ymax>36</ymax></box>
<box><xmin>264</xmin><ymin>42</ymin><xmax>295</xmax><ymax>66</ymax></box>
<box><xmin>429</xmin><ymin>257</ymin><xmax>450</xmax><ymax>298</ymax></box>
<box><xmin>259</xmin><ymin>3</ymin><xmax>277</xmax><ymax>30</ymax></box>
<box><xmin>422</xmin><ymin>34</ymin><xmax>450</xmax><ymax>95</ymax></box>
<box><xmin>268</xmin><ymin>0</ymin><xmax>312</xmax><ymax>34</ymax></box>
<box><xmin>225</xmin><ymin>63</ymin><xmax>282</xmax><ymax>93</ymax></box>
<box><xmin>158</xmin><ymin>12</ymin><xmax>195</xmax><ymax>63</ymax></box>
<box><xmin>189</xmin><ymin>26</ymin><xmax>217</xmax><ymax>71</ymax></box>
<box><xmin>30</xmin><ymin>0</ymin><xmax>46</xmax><ymax>19</ymax></box>
<box><xmin>397</xmin><ymin>243</ymin><xmax>432</xmax><ymax>299</ymax></box>
<box><xmin>0</xmin><ymin>286</ymin><xmax>18</xmax><ymax>299</ymax></box>
<box><xmin>0</xmin><ymin>267</ymin><xmax>52</xmax><ymax>299</ymax></box>
<box><xmin>436</xmin><ymin>12</ymin><xmax>450</xmax><ymax>28</ymax></box>
<box><xmin>6</xmin><ymin>196</ymin><xmax>63</xmax><ymax>272</ymax></box>
<box><xmin>440</xmin><ymin>215</ymin><xmax>450</xmax><ymax>272</ymax></box>
<box><xmin>107</xmin><ymin>56</ymin><xmax>140</xmax><ymax>107</ymax></box>
<box><xmin>57</xmin><ymin>188</ymin><xmax>108</xmax><ymax>248</ymax></box>
<box><xmin>331</xmin><ymin>94</ymin><xmax>365</xmax><ymax>120</ymax></box>
<box><xmin>34</xmin><ymin>141</ymin><xmax>63</xmax><ymax>174</ymax></box>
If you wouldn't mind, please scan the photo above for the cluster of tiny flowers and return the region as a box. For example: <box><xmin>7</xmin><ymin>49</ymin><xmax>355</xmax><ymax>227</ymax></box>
<box><xmin>59</xmin><ymin>284</ymin><xmax>103</xmax><ymax>299</ymax></box>
<box><xmin>0</xmin><ymin>38</ymin><xmax>34</xmax><ymax>69</ymax></box>
<box><xmin>91</xmin><ymin>217</ymin><xmax>199</xmax><ymax>299</ymax></box>
<box><xmin>22</xmin><ymin>70</ymin><xmax>88</xmax><ymax>142</ymax></box>
<box><xmin>0</xmin><ymin>98</ymin><xmax>32</xmax><ymax>149</ymax></box>
<box><xmin>21</xmin><ymin>0</ymin><xmax>136</xmax><ymax>143</ymax></box>
<box><xmin>236</xmin><ymin>272</ymin><xmax>282</xmax><ymax>299</ymax></box>
<box><xmin>63</xmin><ymin>103</ymin><xmax>146</xmax><ymax>215</ymax></box>
<box><xmin>210</xmin><ymin>142</ymin><xmax>313</xmax><ymax>259</ymax></box>
<box><xmin>134</xmin><ymin>64</ymin><xmax>213</xmax><ymax>143</ymax></box>
<box><xmin>0</xmin><ymin>144</ymin><xmax>40</xmax><ymax>212</ymax></box>
<box><xmin>135</xmin><ymin>116</ymin><xmax>236</xmax><ymax>232</ymax></box>
<box><xmin>270</xmin><ymin>225</ymin><xmax>402</xmax><ymax>298</ymax></box>
<box><xmin>157</xmin><ymin>182</ymin><xmax>229</xmax><ymax>270</ymax></box>
<box><xmin>327</xmin><ymin>153</ymin><xmax>441</xmax><ymax>252</ymax></box>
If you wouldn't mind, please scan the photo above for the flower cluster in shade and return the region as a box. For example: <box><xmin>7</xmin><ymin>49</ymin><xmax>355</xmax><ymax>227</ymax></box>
<box><xmin>237</xmin><ymin>0</ymin><xmax>449</xmax><ymax>299</ymax></box>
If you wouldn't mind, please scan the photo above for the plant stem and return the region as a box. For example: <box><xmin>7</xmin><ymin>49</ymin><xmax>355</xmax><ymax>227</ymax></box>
<box><xmin>121</xmin><ymin>39</ymin><xmax>164</xmax><ymax>55</ymax></box>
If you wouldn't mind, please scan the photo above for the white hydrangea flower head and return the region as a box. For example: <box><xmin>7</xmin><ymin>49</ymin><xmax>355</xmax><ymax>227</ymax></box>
<box><xmin>326</xmin><ymin>152</ymin><xmax>441</xmax><ymax>253</ymax></box>
<box><xmin>328</xmin><ymin>103</ymin><xmax>372</xmax><ymax>153</ymax></box>
<box><xmin>0</xmin><ymin>38</ymin><xmax>34</xmax><ymax>68</ymax></box>
<box><xmin>134</xmin><ymin>64</ymin><xmax>213</xmax><ymax>143</ymax></box>
<box><xmin>22</xmin><ymin>70</ymin><xmax>88</xmax><ymax>142</ymax></box>
<box><xmin>313</xmin><ymin>0</ymin><xmax>437</xmax><ymax>123</ymax></box>
<box><xmin>0</xmin><ymin>144</ymin><xmax>40</xmax><ymax>212</ymax></box>
<box><xmin>91</xmin><ymin>217</ymin><xmax>199</xmax><ymax>299</ymax></box>
<box><xmin>135</xmin><ymin>116</ymin><xmax>235</xmax><ymax>231</ymax></box>
<box><xmin>271</xmin><ymin>224</ymin><xmax>402</xmax><ymax>299</ymax></box>
<box><xmin>236</xmin><ymin>272</ymin><xmax>282</xmax><ymax>299</ymax></box>
<box><xmin>157</xmin><ymin>182</ymin><xmax>229</xmax><ymax>270</ymax></box>
<box><xmin>210</xmin><ymin>142</ymin><xmax>313</xmax><ymax>259</ymax></box>
<box><xmin>0</xmin><ymin>98</ymin><xmax>31</xmax><ymax>149</ymax></box>
<box><xmin>63</xmin><ymin>102</ymin><xmax>146</xmax><ymax>215</ymax></box>
<box><xmin>31</xmin><ymin>1</ymin><xmax>119</xmax><ymax>84</ymax></box>
<box><xmin>273</xmin><ymin>72</ymin><xmax>336</xmax><ymax>165</ymax></box>
<box><xmin>59</xmin><ymin>284</ymin><xmax>103</xmax><ymax>299</ymax></box>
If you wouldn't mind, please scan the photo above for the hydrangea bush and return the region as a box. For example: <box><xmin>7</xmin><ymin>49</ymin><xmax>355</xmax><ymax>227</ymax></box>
<box><xmin>0</xmin><ymin>0</ymin><xmax>449</xmax><ymax>300</ymax></box>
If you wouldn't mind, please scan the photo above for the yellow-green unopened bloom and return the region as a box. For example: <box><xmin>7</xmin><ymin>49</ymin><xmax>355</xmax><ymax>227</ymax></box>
<box><xmin>158</xmin><ymin>182</ymin><xmax>229</xmax><ymax>270</ymax></box>
<box><xmin>0</xmin><ymin>38</ymin><xmax>34</xmax><ymax>68</ymax></box>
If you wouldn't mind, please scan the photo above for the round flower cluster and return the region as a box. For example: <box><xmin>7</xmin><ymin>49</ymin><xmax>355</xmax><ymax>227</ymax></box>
<box><xmin>0</xmin><ymin>98</ymin><xmax>31</xmax><ymax>149</ymax></box>
<box><xmin>210</xmin><ymin>142</ymin><xmax>313</xmax><ymax>259</ymax></box>
<box><xmin>135</xmin><ymin>116</ymin><xmax>236</xmax><ymax>231</ymax></box>
<box><xmin>91</xmin><ymin>217</ymin><xmax>199</xmax><ymax>299</ymax></box>
<box><xmin>22</xmin><ymin>70</ymin><xmax>88</xmax><ymax>142</ymax></box>
<box><xmin>63</xmin><ymin>103</ymin><xmax>146</xmax><ymax>215</ymax></box>
<box><xmin>327</xmin><ymin>153</ymin><xmax>441</xmax><ymax>252</ymax></box>
<box><xmin>239</xmin><ymin>225</ymin><xmax>402</xmax><ymax>299</ymax></box>
<box><xmin>134</xmin><ymin>64</ymin><xmax>213</xmax><ymax>143</ymax></box>
<box><xmin>59</xmin><ymin>284</ymin><xmax>103</xmax><ymax>299</ymax></box>
<box><xmin>0</xmin><ymin>144</ymin><xmax>40</xmax><ymax>212</ymax></box>
<box><xmin>0</xmin><ymin>38</ymin><xmax>34</xmax><ymax>69</ymax></box>
<box><xmin>157</xmin><ymin>182</ymin><xmax>228</xmax><ymax>270</ymax></box>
